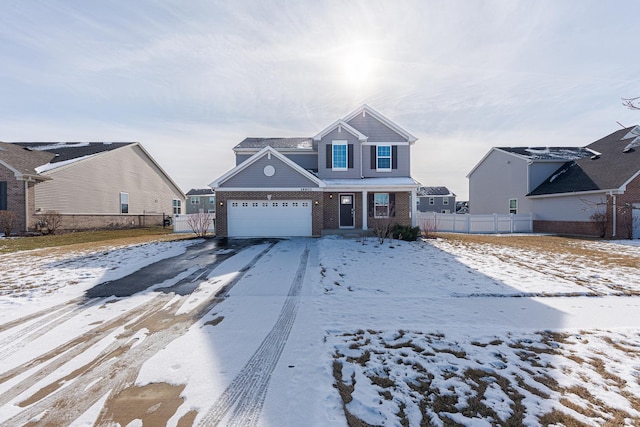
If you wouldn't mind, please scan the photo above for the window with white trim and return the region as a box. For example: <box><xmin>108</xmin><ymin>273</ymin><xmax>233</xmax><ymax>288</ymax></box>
<box><xmin>172</xmin><ymin>199</ymin><xmax>181</xmax><ymax>214</ymax></box>
<box><xmin>191</xmin><ymin>197</ymin><xmax>200</xmax><ymax>205</ymax></box>
<box><xmin>429</xmin><ymin>197</ymin><xmax>435</xmax><ymax>205</ymax></box>
<box><xmin>509</xmin><ymin>198</ymin><xmax>518</xmax><ymax>214</ymax></box>
<box><xmin>443</xmin><ymin>197</ymin><xmax>449</xmax><ymax>205</ymax></box>
<box><xmin>377</xmin><ymin>145</ymin><xmax>391</xmax><ymax>171</ymax></box>
<box><xmin>120</xmin><ymin>192</ymin><xmax>129</xmax><ymax>214</ymax></box>
<box><xmin>332</xmin><ymin>142</ymin><xmax>348</xmax><ymax>171</ymax></box>
<box><xmin>374</xmin><ymin>193</ymin><xmax>390</xmax><ymax>218</ymax></box>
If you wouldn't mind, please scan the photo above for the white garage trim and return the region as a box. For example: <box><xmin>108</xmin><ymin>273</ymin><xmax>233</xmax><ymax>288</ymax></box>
<box><xmin>227</xmin><ymin>199</ymin><xmax>312</xmax><ymax>237</ymax></box>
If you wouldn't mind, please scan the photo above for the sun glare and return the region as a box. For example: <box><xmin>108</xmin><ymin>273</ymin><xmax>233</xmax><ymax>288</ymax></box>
<box><xmin>341</xmin><ymin>44</ymin><xmax>377</xmax><ymax>87</ymax></box>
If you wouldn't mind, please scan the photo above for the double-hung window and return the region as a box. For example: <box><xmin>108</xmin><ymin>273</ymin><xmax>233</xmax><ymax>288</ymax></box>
<box><xmin>374</xmin><ymin>193</ymin><xmax>389</xmax><ymax>218</ymax></box>
<box><xmin>172</xmin><ymin>199</ymin><xmax>182</xmax><ymax>215</ymax></box>
<box><xmin>120</xmin><ymin>192</ymin><xmax>129</xmax><ymax>214</ymax></box>
<box><xmin>191</xmin><ymin>197</ymin><xmax>200</xmax><ymax>205</ymax></box>
<box><xmin>332</xmin><ymin>141</ymin><xmax>348</xmax><ymax>171</ymax></box>
<box><xmin>509</xmin><ymin>198</ymin><xmax>518</xmax><ymax>214</ymax></box>
<box><xmin>376</xmin><ymin>145</ymin><xmax>392</xmax><ymax>171</ymax></box>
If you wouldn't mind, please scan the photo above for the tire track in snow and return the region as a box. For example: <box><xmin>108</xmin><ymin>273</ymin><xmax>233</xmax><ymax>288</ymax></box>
<box><xmin>199</xmin><ymin>242</ymin><xmax>310</xmax><ymax>427</ymax></box>
<box><xmin>0</xmin><ymin>242</ymin><xmax>277</xmax><ymax>427</ymax></box>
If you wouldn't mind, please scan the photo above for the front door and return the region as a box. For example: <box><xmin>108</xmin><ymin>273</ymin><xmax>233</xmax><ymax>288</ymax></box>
<box><xmin>339</xmin><ymin>194</ymin><xmax>354</xmax><ymax>228</ymax></box>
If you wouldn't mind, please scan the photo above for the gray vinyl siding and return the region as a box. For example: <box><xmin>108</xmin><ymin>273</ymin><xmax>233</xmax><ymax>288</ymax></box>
<box><xmin>221</xmin><ymin>154</ymin><xmax>319</xmax><ymax>188</ymax></box>
<box><xmin>417</xmin><ymin>196</ymin><xmax>456</xmax><ymax>213</ymax></box>
<box><xmin>236</xmin><ymin>152</ymin><xmax>317</xmax><ymax>171</ymax></box>
<box><xmin>317</xmin><ymin>129</ymin><xmax>361</xmax><ymax>179</ymax></box>
<box><xmin>468</xmin><ymin>150</ymin><xmax>533</xmax><ymax>215</ymax></box>
<box><xmin>35</xmin><ymin>144</ymin><xmax>183</xmax><ymax>215</ymax></box>
<box><xmin>528</xmin><ymin>162</ymin><xmax>568</xmax><ymax>193</ymax></box>
<box><xmin>362</xmin><ymin>144</ymin><xmax>411</xmax><ymax>178</ymax></box>
<box><xmin>186</xmin><ymin>195</ymin><xmax>216</xmax><ymax>214</ymax></box>
<box><xmin>347</xmin><ymin>112</ymin><xmax>406</xmax><ymax>143</ymax></box>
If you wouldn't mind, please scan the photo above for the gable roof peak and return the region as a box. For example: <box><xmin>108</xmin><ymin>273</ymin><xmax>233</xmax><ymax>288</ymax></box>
<box><xmin>341</xmin><ymin>104</ymin><xmax>418</xmax><ymax>144</ymax></box>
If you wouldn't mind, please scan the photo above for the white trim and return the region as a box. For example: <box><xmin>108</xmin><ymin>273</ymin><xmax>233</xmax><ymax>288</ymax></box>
<box><xmin>375</xmin><ymin>144</ymin><xmax>392</xmax><ymax>172</ymax></box>
<box><xmin>209</xmin><ymin>146</ymin><xmax>325</xmax><ymax>188</ymax></box>
<box><xmin>313</xmin><ymin>120</ymin><xmax>367</xmax><ymax>142</ymax></box>
<box><xmin>213</xmin><ymin>187</ymin><xmax>324</xmax><ymax>192</ymax></box>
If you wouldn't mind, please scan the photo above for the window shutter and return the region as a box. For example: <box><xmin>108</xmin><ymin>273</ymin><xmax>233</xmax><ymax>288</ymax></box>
<box><xmin>326</xmin><ymin>144</ymin><xmax>332</xmax><ymax>169</ymax></box>
<box><xmin>392</xmin><ymin>146</ymin><xmax>398</xmax><ymax>169</ymax></box>
<box><xmin>390</xmin><ymin>193</ymin><xmax>396</xmax><ymax>217</ymax></box>
<box><xmin>367</xmin><ymin>193</ymin><xmax>374</xmax><ymax>217</ymax></box>
<box><xmin>0</xmin><ymin>181</ymin><xmax>6</xmax><ymax>210</ymax></box>
<box><xmin>371</xmin><ymin>146</ymin><xmax>376</xmax><ymax>169</ymax></box>
<box><xmin>348</xmin><ymin>144</ymin><xmax>354</xmax><ymax>169</ymax></box>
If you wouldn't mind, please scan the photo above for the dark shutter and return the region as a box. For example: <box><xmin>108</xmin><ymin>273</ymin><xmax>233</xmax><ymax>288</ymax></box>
<box><xmin>348</xmin><ymin>144</ymin><xmax>354</xmax><ymax>169</ymax></box>
<box><xmin>326</xmin><ymin>144</ymin><xmax>332</xmax><ymax>169</ymax></box>
<box><xmin>371</xmin><ymin>146</ymin><xmax>376</xmax><ymax>169</ymax></box>
<box><xmin>0</xmin><ymin>181</ymin><xmax>7</xmax><ymax>210</ymax></box>
<box><xmin>392</xmin><ymin>146</ymin><xmax>398</xmax><ymax>169</ymax></box>
<box><xmin>389</xmin><ymin>193</ymin><xmax>396</xmax><ymax>217</ymax></box>
<box><xmin>368</xmin><ymin>193</ymin><xmax>374</xmax><ymax>217</ymax></box>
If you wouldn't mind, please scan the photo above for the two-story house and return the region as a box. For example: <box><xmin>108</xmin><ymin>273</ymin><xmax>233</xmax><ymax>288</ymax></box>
<box><xmin>416</xmin><ymin>186</ymin><xmax>456</xmax><ymax>214</ymax></box>
<box><xmin>185</xmin><ymin>188</ymin><xmax>216</xmax><ymax>214</ymax></box>
<box><xmin>209</xmin><ymin>105</ymin><xmax>419</xmax><ymax>237</ymax></box>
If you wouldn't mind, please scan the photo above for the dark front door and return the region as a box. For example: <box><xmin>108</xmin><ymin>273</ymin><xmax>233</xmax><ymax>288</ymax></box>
<box><xmin>339</xmin><ymin>194</ymin><xmax>354</xmax><ymax>228</ymax></box>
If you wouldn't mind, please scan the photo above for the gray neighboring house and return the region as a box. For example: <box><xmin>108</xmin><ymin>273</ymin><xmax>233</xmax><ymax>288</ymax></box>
<box><xmin>1</xmin><ymin>141</ymin><xmax>185</xmax><ymax>233</ymax></box>
<box><xmin>468</xmin><ymin>126</ymin><xmax>640</xmax><ymax>238</ymax></box>
<box><xmin>416</xmin><ymin>186</ymin><xmax>456</xmax><ymax>213</ymax></box>
<box><xmin>210</xmin><ymin>104</ymin><xmax>420</xmax><ymax>237</ymax></box>
<box><xmin>186</xmin><ymin>188</ymin><xmax>216</xmax><ymax>214</ymax></box>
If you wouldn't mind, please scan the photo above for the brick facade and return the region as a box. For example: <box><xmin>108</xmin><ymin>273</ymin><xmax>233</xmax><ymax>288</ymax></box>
<box><xmin>0</xmin><ymin>165</ymin><xmax>27</xmax><ymax>234</ymax></box>
<box><xmin>533</xmin><ymin>220</ymin><xmax>601</xmax><ymax>237</ymax></box>
<box><xmin>33</xmin><ymin>213</ymin><xmax>168</xmax><ymax>232</ymax></box>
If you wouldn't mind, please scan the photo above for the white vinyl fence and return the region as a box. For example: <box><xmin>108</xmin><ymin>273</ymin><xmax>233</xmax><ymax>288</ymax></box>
<box><xmin>173</xmin><ymin>213</ymin><xmax>216</xmax><ymax>234</ymax></box>
<box><xmin>416</xmin><ymin>212</ymin><xmax>533</xmax><ymax>234</ymax></box>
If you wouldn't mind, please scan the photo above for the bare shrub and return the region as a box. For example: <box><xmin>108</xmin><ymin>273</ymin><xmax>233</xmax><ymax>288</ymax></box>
<box><xmin>420</xmin><ymin>215</ymin><xmax>439</xmax><ymax>239</ymax></box>
<box><xmin>41</xmin><ymin>210</ymin><xmax>62</xmax><ymax>235</ymax></box>
<box><xmin>0</xmin><ymin>210</ymin><xmax>17</xmax><ymax>236</ymax></box>
<box><xmin>187</xmin><ymin>211</ymin><xmax>214</xmax><ymax>237</ymax></box>
<box><xmin>589</xmin><ymin>211</ymin><xmax>607</xmax><ymax>238</ymax></box>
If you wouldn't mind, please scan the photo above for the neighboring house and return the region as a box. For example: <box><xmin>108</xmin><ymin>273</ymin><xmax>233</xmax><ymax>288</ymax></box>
<box><xmin>468</xmin><ymin>126</ymin><xmax>640</xmax><ymax>238</ymax></box>
<box><xmin>1</xmin><ymin>141</ymin><xmax>185</xmax><ymax>233</ymax></box>
<box><xmin>416</xmin><ymin>186</ymin><xmax>456</xmax><ymax>213</ymax></box>
<box><xmin>0</xmin><ymin>142</ymin><xmax>54</xmax><ymax>233</ymax></box>
<box><xmin>186</xmin><ymin>188</ymin><xmax>216</xmax><ymax>214</ymax></box>
<box><xmin>210</xmin><ymin>105</ymin><xmax>419</xmax><ymax>237</ymax></box>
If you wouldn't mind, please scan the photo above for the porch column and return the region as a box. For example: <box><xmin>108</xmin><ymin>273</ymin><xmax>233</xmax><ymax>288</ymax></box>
<box><xmin>362</xmin><ymin>190</ymin><xmax>368</xmax><ymax>230</ymax></box>
<box><xmin>411</xmin><ymin>188</ymin><xmax>417</xmax><ymax>227</ymax></box>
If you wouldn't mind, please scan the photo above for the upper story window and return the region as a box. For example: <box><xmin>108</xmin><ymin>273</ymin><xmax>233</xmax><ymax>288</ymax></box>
<box><xmin>191</xmin><ymin>197</ymin><xmax>200</xmax><ymax>205</ymax></box>
<box><xmin>429</xmin><ymin>197</ymin><xmax>435</xmax><ymax>205</ymax></box>
<box><xmin>209</xmin><ymin>196</ymin><xmax>215</xmax><ymax>204</ymax></box>
<box><xmin>332</xmin><ymin>141</ymin><xmax>348</xmax><ymax>171</ymax></box>
<box><xmin>377</xmin><ymin>145</ymin><xmax>391</xmax><ymax>171</ymax></box>
<box><xmin>120</xmin><ymin>192</ymin><xmax>129</xmax><ymax>214</ymax></box>
<box><xmin>509</xmin><ymin>198</ymin><xmax>518</xmax><ymax>214</ymax></box>
<box><xmin>443</xmin><ymin>197</ymin><xmax>449</xmax><ymax>205</ymax></box>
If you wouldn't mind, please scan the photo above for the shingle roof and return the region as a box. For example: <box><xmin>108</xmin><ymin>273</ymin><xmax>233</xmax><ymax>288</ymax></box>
<box><xmin>529</xmin><ymin>127</ymin><xmax>640</xmax><ymax>196</ymax></box>
<box><xmin>16</xmin><ymin>142</ymin><xmax>133</xmax><ymax>163</ymax></box>
<box><xmin>234</xmin><ymin>137</ymin><xmax>313</xmax><ymax>150</ymax></box>
<box><xmin>186</xmin><ymin>188</ymin><xmax>214</xmax><ymax>196</ymax></box>
<box><xmin>0</xmin><ymin>142</ymin><xmax>55</xmax><ymax>177</ymax></box>
<box><xmin>417</xmin><ymin>186</ymin><xmax>455</xmax><ymax>197</ymax></box>
<box><xmin>497</xmin><ymin>146</ymin><xmax>594</xmax><ymax>161</ymax></box>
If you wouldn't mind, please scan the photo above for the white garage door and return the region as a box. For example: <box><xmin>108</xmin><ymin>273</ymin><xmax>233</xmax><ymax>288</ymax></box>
<box><xmin>227</xmin><ymin>200</ymin><xmax>312</xmax><ymax>237</ymax></box>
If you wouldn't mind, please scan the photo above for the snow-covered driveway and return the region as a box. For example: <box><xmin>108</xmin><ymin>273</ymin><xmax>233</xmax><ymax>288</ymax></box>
<box><xmin>0</xmin><ymin>235</ymin><xmax>639</xmax><ymax>426</ymax></box>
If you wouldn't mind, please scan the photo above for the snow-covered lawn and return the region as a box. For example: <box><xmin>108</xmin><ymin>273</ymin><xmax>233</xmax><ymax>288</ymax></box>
<box><xmin>0</xmin><ymin>235</ymin><xmax>639</xmax><ymax>426</ymax></box>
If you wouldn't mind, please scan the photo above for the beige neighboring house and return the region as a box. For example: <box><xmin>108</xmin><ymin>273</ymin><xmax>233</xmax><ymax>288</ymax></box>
<box><xmin>0</xmin><ymin>141</ymin><xmax>185</xmax><ymax>234</ymax></box>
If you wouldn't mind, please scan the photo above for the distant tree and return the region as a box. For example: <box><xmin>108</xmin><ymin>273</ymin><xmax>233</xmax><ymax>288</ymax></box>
<box><xmin>622</xmin><ymin>97</ymin><xmax>640</xmax><ymax>110</ymax></box>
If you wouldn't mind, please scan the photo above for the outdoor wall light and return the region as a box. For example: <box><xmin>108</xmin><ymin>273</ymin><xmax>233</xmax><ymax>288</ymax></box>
<box><xmin>219</xmin><ymin>201</ymin><xmax>224</xmax><ymax>206</ymax></box>
<box><xmin>314</xmin><ymin>200</ymin><xmax>319</xmax><ymax>206</ymax></box>
<box><xmin>329</xmin><ymin>194</ymin><xmax>333</xmax><ymax>199</ymax></box>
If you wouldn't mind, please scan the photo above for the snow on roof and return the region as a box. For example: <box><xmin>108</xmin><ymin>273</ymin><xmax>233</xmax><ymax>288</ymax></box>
<box><xmin>34</xmin><ymin>153</ymin><xmax>98</xmax><ymax>173</ymax></box>
<box><xmin>498</xmin><ymin>147</ymin><xmax>594</xmax><ymax>161</ymax></box>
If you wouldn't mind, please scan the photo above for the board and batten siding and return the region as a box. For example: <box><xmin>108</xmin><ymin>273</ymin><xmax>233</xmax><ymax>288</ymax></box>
<box><xmin>34</xmin><ymin>144</ymin><xmax>183</xmax><ymax>215</ymax></box>
<box><xmin>221</xmin><ymin>154</ymin><xmax>319</xmax><ymax>188</ymax></box>
<box><xmin>346</xmin><ymin>112</ymin><xmax>407</xmax><ymax>143</ymax></box>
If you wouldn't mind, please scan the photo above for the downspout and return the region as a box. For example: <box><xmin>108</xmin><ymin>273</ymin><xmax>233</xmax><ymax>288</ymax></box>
<box><xmin>611</xmin><ymin>192</ymin><xmax>617</xmax><ymax>238</ymax></box>
<box><xmin>24</xmin><ymin>180</ymin><xmax>29</xmax><ymax>232</ymax></box>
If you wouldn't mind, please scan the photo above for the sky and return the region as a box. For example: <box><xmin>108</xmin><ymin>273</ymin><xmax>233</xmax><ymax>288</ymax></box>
<box><xmin>1</xmin><ymin>0</ymin><xmax>640</xmax><ymax>200</ymax></box>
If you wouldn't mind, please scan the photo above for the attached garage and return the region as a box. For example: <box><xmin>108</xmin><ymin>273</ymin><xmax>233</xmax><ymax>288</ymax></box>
<box><xmin>227</xmin><ymin>199</ymin><xmax>312</xmax><ymax>237</ymax></box>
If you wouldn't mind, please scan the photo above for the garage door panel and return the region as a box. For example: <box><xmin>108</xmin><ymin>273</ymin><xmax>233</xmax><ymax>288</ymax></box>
<box><xmin>228</xmin><ymin>200</ymin><xmax>312</xmax><ymax>237</ymax></box>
